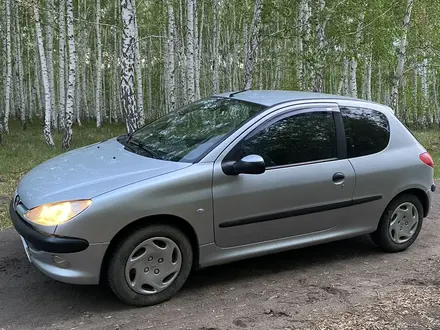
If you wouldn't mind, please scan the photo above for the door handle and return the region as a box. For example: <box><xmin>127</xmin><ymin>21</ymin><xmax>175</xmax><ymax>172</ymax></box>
<box><xmin>332</xmin><ymin>172</ymin><xmax>345</xmax><ymax>184</ymax></box>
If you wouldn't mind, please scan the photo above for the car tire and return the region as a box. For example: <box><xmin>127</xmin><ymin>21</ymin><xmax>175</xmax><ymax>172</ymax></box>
<box><xmin>370</xmin><ymin>194</ymin><xmax>424</xmax><ymax>253</ymax></box>
<box><xmin>107</xmin><ymin>224</ymin><xmax>193</xmax><ymax>306</ymax></box>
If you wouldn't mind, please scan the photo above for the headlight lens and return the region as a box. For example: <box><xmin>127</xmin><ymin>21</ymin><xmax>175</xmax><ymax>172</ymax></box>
<box><xmin>25</xmin><ymin>200</ymin><xmax>92</xmax><ymax>226</ymax></box>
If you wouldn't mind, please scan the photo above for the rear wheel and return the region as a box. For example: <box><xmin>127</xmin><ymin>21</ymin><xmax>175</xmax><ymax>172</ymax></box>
<box><xmin>107</xmin><ymin>224</ymin><xmax>193</xmax><ymax>306</ymax></box>
<box><xmin>370</xmin><ymin>194</ymin><xmax>423</xmax><ymax>252</ymax></box>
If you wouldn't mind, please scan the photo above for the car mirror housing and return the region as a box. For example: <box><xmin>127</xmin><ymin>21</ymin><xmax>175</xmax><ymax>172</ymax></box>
<box><xmin>223</xmin><ymin>155</ymin><xmax>266</xmax><ymax>175</ymax></box>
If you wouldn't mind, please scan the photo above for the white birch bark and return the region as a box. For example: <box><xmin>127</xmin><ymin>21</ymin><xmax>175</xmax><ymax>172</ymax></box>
<box><xmin>147</xmin><ymin>37</ymin><xmax>152</xmax><ymax>116</ymax></box>
<box><xmin>193</xmin><ymin>0</ymin><xmax>200</xmax><ymax>100</ymax></box>
<box><xmin>390</xmin><ymin>0</ymin><xmax>414</xmax><ymax>112</ymax></box>
<box><xmin>349</xmin><ymin>12</ymin><xmax>364</xmax><ymax>98</ymax></box>
<box><xmin>349</xmin><ymin>59</ymin><xmax>358</xmax><ymax>97</ymax></box>
<box><xmin>13</xmin><ymin>4</ymin><xmax>26</xmax><ymax>128</ymax></box>
<box><xmin>34</xmin><ymin>4</ymin><xmax>54</xmax><ymax>147</ymax></box>
<box><xmin>421</xmin><ymin>57</ymin><xmax>429</xmax><ymax>125</ymax></box>
<box><xmin>62</xmin><ymin>0</ymin><xmax>77</xmax><ymax>149</ymax></box>
<box><xmin>164</xmin><ymin>25</ymin><xmax>170</xmax><ymax>112</ymax></box>
<box><xmin>338</xmin><ymin>56</ymin><xmax>349</xmax><ymax>95</ymax></box>
<box><xmin>45</xmin><ymin>0</ymin><xmax>57</xmax><ymax>130</ymax></box>
<box><xmin>3</xmin><ymin>0</ymin><xmax>12</xmax><ymax>134</ymax></box>
<box><xmin>58</xmin><ymin>0</ymin><xmax>66</xmax><ymax>130</ymax></box>
<box><xmin>166</xmin><ymin>0</ymin><xmax>176</xmax><ymax>111</ymax></box>
<box><xmin>187</xmin><ymin>0</ymin><xmax>195</xmax><ymax>102</ymax></box>
<box><xmin>133</xmin><ymin>0</ymin><xmax>144</xmax><ymax>125</ymax></box>
<box><xmin>121</xmin><ymin>0</ymin><xmax>139</xmax><ymax>134</ymax></box>
<box><xmin>243</xmin><ymin>0</ymin><xmax>263</xmax><ymax>90</ymax></box>
<box><xmin>313</xmin><ymin>0</ymin><xmax>326</xmax><ymax>92</ymax></box>
<box><xmin>433</xmin><ymin>72</ymin><xmax>440</xmax><ymax>125</ymax></box>
<box><xmin>366</xmin><ymin>54</ymin><xmax>372</xmax><ymax>101</ymax></box>
<box><xmin>75</xmin><ymin>68</ymin><xmax>82</xmax><ymax>127</ymax></box>
<box><xmin>96</xmin><ymin>0</ymin><xmax>103</xmax><ymax>127</ymax></box>
<box><xmin>212</xmin><ymin>0</ymin><xmax>220</xmax><ymax>93</ymax></box>
<box><xmin>401</xmin><ymin>74</ymin><xmax>408</xmax><ymax>123</ymax></box>
<box><xmin>197</xmin><ymin>1</ymin><xmax>204</xmax><ymax>97</ymax></box>
<box><xmin>296</xmin><ymin>0</ymin><xmax>304</xmax><ymax>90</ymax></box>
<box><xmin>33</xmin><ymin>50</ymin><xmax>42</xmax><ymax>117</ymax></box>
<box><xmin>378</xmin><ymin>62</ymin><xmax>382</xmax><ymax>102</ymax></box>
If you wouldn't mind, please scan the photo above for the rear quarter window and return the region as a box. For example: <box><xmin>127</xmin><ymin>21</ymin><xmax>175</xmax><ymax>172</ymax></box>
<box><xmin>340</xmin><ymin>107</ymin><xmax>390</xmax><ymax>158</ymax></box>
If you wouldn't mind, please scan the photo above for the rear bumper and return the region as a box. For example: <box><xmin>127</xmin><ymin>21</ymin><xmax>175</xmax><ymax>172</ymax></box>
<box><xmin>9</xmin><ymin>201</ymin><xmax>89</xmax><ymax>253</ymax></box>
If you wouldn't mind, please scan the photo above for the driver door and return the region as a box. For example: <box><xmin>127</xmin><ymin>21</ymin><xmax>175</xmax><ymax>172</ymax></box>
<box><xmin>212</xmin><ymin>105</ymin><xmax>356</xmax><ymax>248</ymax></box>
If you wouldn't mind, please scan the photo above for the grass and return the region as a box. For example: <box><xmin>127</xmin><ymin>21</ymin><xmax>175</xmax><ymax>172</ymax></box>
<box><xmin>0</xmin><ymin>121</ymin><xmax>439</xmax><ymax>230</ymax></box>
<box><xmin>0</xmin><ymin>120</ymin><xmax>125</xmax><ymax>230</ymax></box>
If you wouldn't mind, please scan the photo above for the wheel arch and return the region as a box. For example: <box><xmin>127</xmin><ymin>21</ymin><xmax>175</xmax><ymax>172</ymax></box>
<box><xmin>100</xmin><ymin>214</ymin><xmax>200</xmax><ymax>284</ymax></box>
<box><xmin>390</xmin><ymin>188</ymin><xmax>430</xmax><ymax>218</ymax></box>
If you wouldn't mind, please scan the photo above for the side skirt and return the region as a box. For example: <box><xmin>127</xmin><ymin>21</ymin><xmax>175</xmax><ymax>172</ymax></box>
<box><xmin>197</xmin><ymin>226</ymin><xmax>375</xmax><ymax>269</ymax></box>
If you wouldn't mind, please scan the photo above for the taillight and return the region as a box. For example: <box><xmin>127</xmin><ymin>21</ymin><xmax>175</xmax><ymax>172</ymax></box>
<box><xmin>420</xmin><ymin>152</ymin><xmax>434</xmax><ymax>167</ymax></box>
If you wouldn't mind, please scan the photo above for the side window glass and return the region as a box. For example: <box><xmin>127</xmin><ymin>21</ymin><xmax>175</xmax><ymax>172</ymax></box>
<box><xmin>341</xmin><ymin>107</ymin><xmax>390</xmax><ymax>158</ymax></box>
<box><xmin>242</xmin><ymin>111</ymin><xmax>337</xmax><ymax>167</ymax></box>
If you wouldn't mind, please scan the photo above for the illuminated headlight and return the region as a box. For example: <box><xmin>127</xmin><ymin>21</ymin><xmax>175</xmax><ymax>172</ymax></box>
<box><xmin>24</xmin><ymin>200</ymin><xmax>92</xmax><ymax>226</ymax></box>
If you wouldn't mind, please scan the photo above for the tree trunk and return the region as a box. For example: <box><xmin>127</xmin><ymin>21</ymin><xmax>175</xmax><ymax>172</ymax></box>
<box><xmin>166</xmin><ymin>0</ymin><xmax>176</xmax><ymax>111</ymax></box>
<box><xmin>212</xmin><ymin>0</ymin><xmax>220</xmax><ymax>93</ymax></box>
<box><xmin>243</xmin><ymin>0</ymin><xmax>263</xmax><ymax>90</ymax></box>
<box><xmin>3</xmin><ymin>0</ymin><xmax>12</xmax><ymax>134</ymax></box>
<box><xmin>63</xmin><ymin>0</ymin><xmax>77</xmax><ymax>149</ymax></box>
<box><xmin>34</xmin><ymin>4</ymin><xmax>55</xmax><ymax>147</ymax></box>
<box><xmin>95</xmin><ymin>0</ymin><xmax>103</xmax><ymax>127</ymax></box>
<box><xmin>187</xmin><ymin>0</ymin><xmax>196</xmax><ymax>102</ymax></box>
<box><xmin>59</xmin><ymin>0</ymin><xmax>66</xmax><ymax>131</ymax></box>
<box><xmin>133</xmin><ymin>0</ymin><xmax>145</xmax><ymax>124</ymax></box>
<box><xmin>121</xmin><ymin>0</ymin><xmax>139</xmax><ymax>134</ymax></box>
<box><xmin>390</xmin><ymin>0</ymin><xmax>414</xmax><ymax>111</ymax></box>
<box><xmin>13</xmin><ymin>3</ymin><xmax>26</xmax><ymax>129</ymax></box>
<box><xmin>349</xmin><ymin>12</ymin><xmax>364</xmax><ymax>98</ymax></box>
<box><xmin>313</xmin><ymin>0</ymin><xmax>326</xmax><ymax>92</ymax></box>
<box><xmin>45</xmin><ymin>0</ymin><xmax>57</xmax><ymax>130</ymax></box>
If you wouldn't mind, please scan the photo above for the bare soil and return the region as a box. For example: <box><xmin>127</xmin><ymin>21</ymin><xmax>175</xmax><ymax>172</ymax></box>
<box><xmin>1</xmin><ymin>188</ymin><xmax>440</xmax><ymax>330</ymax></box>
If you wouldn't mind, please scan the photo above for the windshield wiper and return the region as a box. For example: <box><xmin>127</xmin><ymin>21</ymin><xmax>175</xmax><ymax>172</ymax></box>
<box><xmin>126</xmin><ymin>138</ymin><xmax>160</xmax><ymax>159</ymax></box>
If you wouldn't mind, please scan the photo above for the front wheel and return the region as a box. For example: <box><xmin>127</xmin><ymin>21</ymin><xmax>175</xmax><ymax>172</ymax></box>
<box><xmin>370</xmin><ymin>194</ymin><xmax>424</xmax><ymax>253</ymax></box>
<box><xmin>107</xmin><ymin>224</ymin><xmax>193</xmax><ymax>306</ymax></box>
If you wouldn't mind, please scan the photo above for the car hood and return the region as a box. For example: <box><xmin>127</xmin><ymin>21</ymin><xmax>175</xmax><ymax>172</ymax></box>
<box><xmin>17</xmin><ymin>138</ymin><xmax>191</xmax><ymax>209</ymax></box>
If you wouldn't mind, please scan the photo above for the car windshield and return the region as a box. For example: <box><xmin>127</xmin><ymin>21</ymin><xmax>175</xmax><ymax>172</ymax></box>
<box><xmin>125</xmin><ymin>97</ymin><xmax>266</xmax><ymax>163</ymax></box>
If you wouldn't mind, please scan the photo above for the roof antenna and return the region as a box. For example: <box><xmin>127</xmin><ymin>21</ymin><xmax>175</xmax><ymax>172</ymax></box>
<box><xmin>229</xmin><ymin>90</ymin><xmax>248</xmax><ymax>97</ymax></box>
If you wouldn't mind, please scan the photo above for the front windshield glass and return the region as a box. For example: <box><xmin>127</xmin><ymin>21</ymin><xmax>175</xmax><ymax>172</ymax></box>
<box><xmin>129</xmin><ymin>97</ymin><xmax>266</xmax><ymax>162</ymax></box>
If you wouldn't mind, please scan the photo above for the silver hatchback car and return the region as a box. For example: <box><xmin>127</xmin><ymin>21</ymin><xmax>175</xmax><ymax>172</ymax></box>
<box><xmin>10</xmin><ymin>90</ymin><xmax>435</xmax><ymax>306</ymax></box>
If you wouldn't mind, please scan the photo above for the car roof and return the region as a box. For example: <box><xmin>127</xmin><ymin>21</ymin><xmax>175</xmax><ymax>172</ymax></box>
<box><xmin>215</xmin><ymin>89</ymin><xmax>386</xmax><ymax>109</ymax></box>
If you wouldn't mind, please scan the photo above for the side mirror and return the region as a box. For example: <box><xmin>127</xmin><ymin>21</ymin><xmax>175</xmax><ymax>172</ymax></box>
<box><xmin>224</xmin><ymin>155</ymin><xmax>266</xmax><ymax>175</ymax></box>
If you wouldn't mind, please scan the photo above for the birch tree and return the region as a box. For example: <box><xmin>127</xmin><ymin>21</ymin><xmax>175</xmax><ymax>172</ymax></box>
<box><xmin>390</xmin><ymin>0</ymin><xmax>415</xmax><ymax>112</ymax></box>
<box><xmin>133</xmin><ymin>0</ymin><xmax>144</xmax><ymax>125</ymax></box>
<box><xmin>96</xmin><ymin>0</ymin><xmax>103</xmax><ymax>127</ymax></box>
<box><xmin>166</xmin><ymin>0</ymin><xmax>176</xmax><ymax>112</ymax></box>
<box><xmin>187</xmin><ymin>0</ymin><xmax>196</xmax><ymax>102</ymax></box>
<box><xmin>243</xmin><ymin>0</ymin><xmax>263</xmax><ymax>90</ymax></box>
<box><xmin>120</xmin><ymin>0</ymin><xmax>139</xmax><ymax>134</ymax></box>
<box><xmin>45</xmin><ymin>0</ymin><xmax>57</xmax><ymax>130</ymax></box>
<box><xmin>59</xmin><ymin>0</ymin><xmax>66</xmax><ymax>131</ymax></box>
<box><xmin>62</xmin><ymin>0</ymin><xmax>77</xmax><ymax>149</ymax></box>
<box><xmin>3</xmin><ymin>0</ymin><xmax>12</xmax><ymax>134</ymax></box>
<box><xmin>212</xmin><ymin>0</ymin><xmax>220</xmax><ymax>94</ymax></box>
<box><xmin>34</xmin><ymin>4</ymin><xmax>55</xmax><ymax>147</ymax></box>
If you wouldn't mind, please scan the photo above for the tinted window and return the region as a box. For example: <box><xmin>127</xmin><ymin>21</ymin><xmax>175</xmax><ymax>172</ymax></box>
<box><xmin>242</xmin><ymin>111</ymin><xmax>337</xmax><ymax>167</ymax></box>
<box><xmin>341</xmin><ymin>107</ymin><xmax>390</xmax><ymax>158</ymax></box>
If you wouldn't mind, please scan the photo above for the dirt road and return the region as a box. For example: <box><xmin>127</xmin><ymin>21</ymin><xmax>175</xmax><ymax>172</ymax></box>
<box><xmin>1</xmin><ymin>192</ymin><xmax>440</xmax><ymax>330</ymax></box>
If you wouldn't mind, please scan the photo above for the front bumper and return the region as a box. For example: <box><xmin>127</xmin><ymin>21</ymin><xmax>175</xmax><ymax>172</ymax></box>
<box><xmin>9</xmin><ymin>201</ymin><xmax>89</xmax><ymax>253</ymax></box>
<box><xmin>10</xmin><ymin>201</ymin><xmax>108</xmax><ymax>285</ymax></box>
